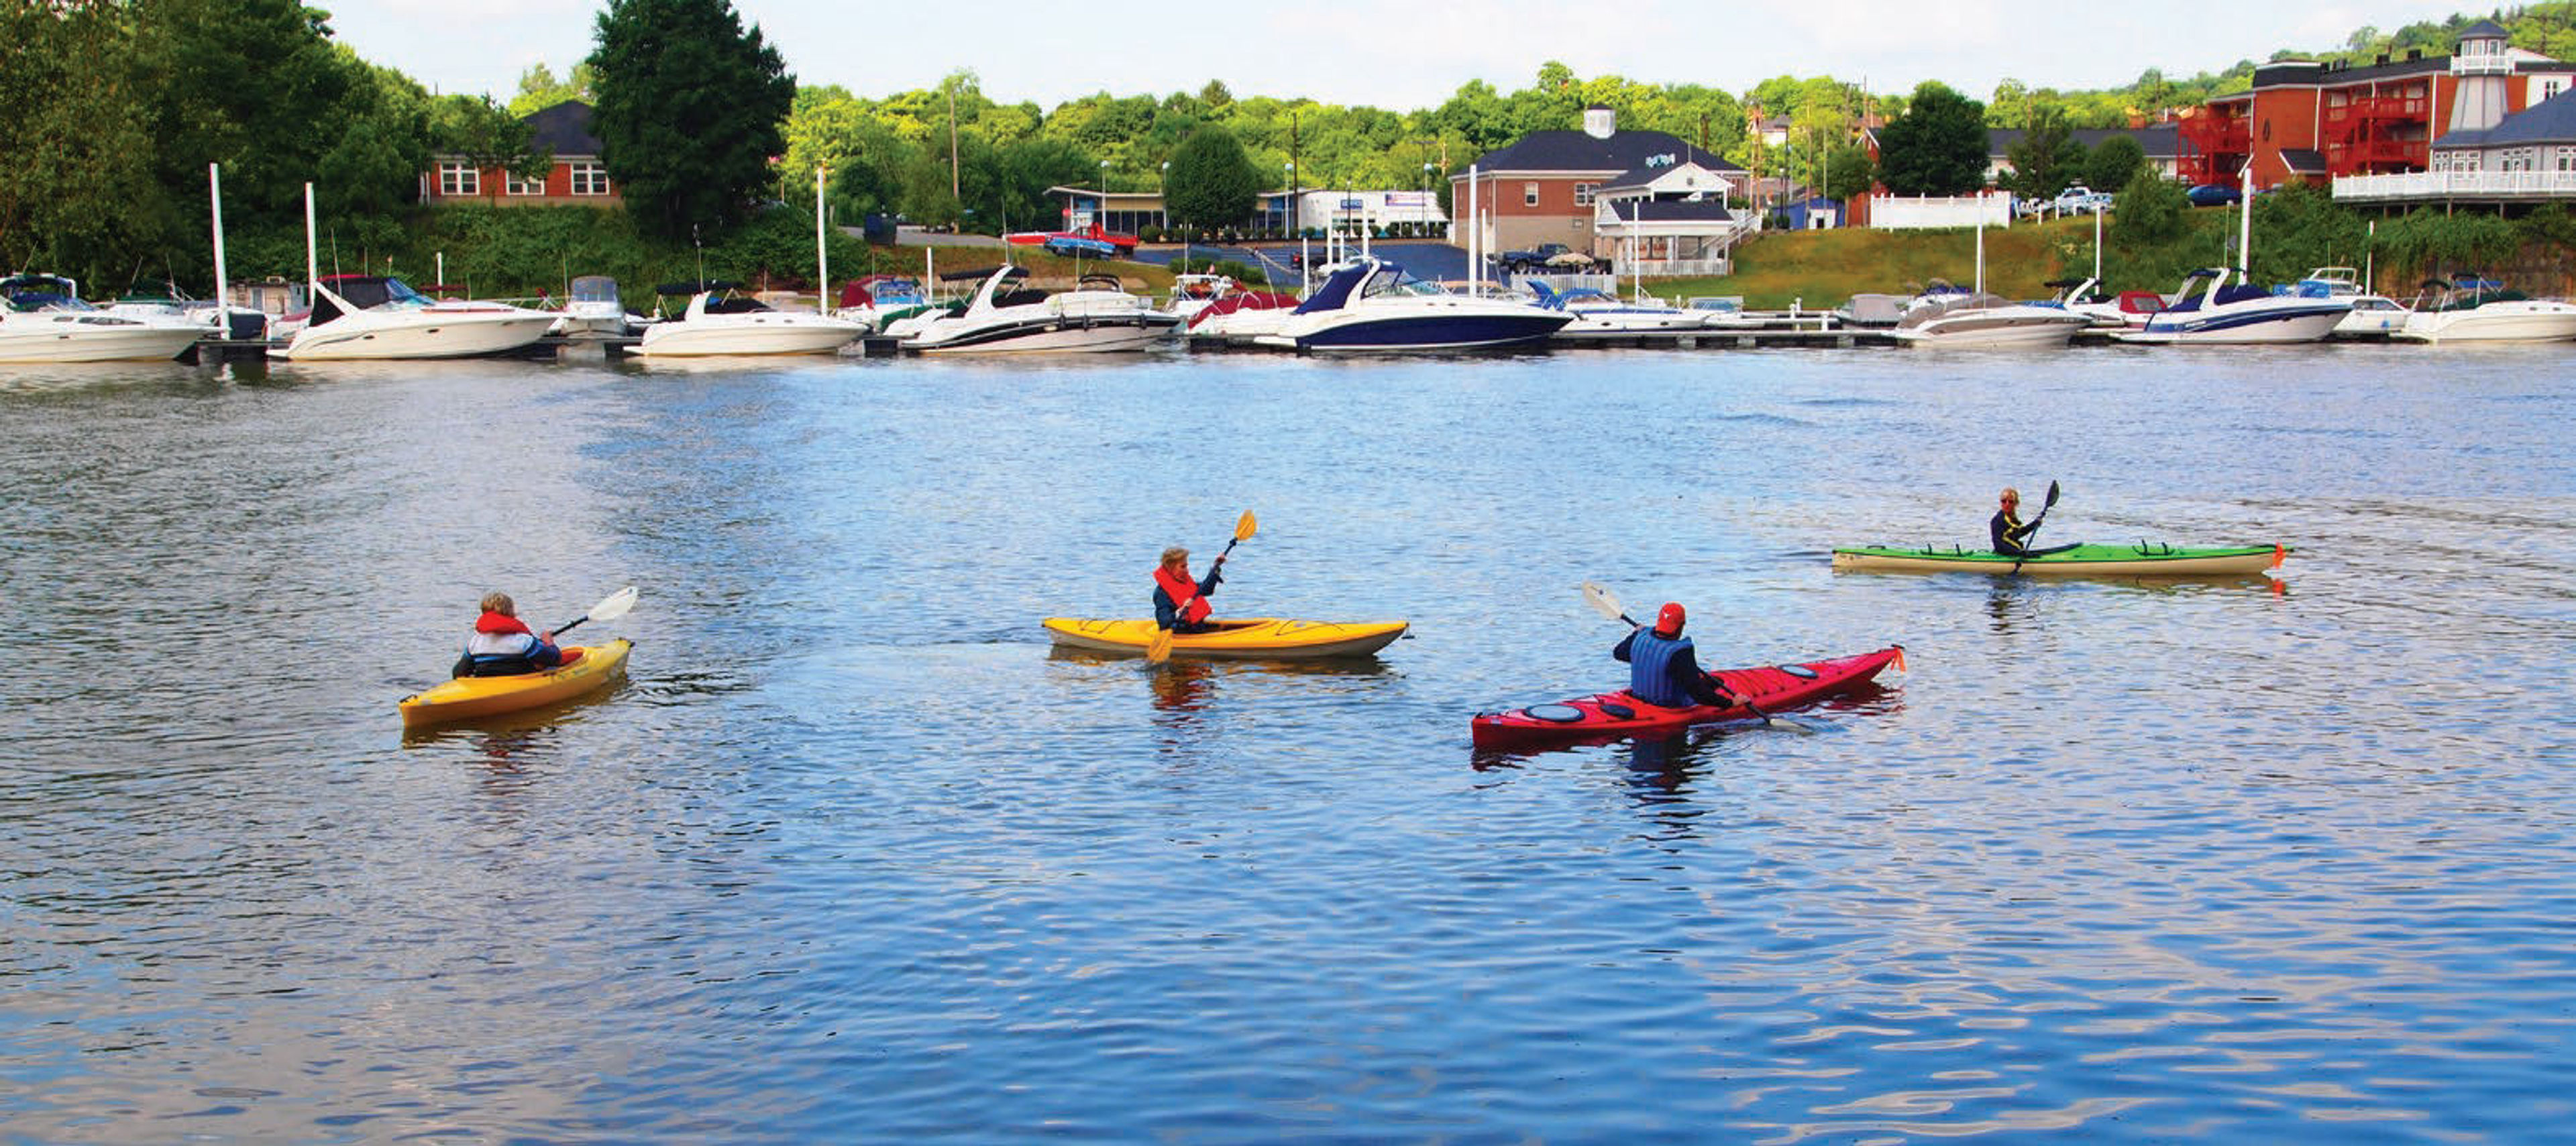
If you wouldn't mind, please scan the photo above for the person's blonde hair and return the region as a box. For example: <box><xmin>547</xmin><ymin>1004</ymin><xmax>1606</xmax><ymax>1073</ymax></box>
<box><xmin>2000</xmin><ymin>487</ymin><xmax>2021</xmax><ymax>503</ymax></box>
<box><xmin>479</xmin><ymin>591</ymin><xmax>516</xmax><ymax>616</ymax></box>
<box><xmin>1159</xmin><ymin>546</ymin><xmax>1189</xmax><ymax>567</ymax></box>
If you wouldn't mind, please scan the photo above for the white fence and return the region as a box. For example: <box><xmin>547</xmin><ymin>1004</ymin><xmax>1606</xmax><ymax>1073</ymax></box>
<box><xmin>1870</xmin><ymin>193</ymin><xmax>2012</xmax><ymax>230</ymax></box>
<box><xmin>2333</xmin><ymin>170</ymin><xmax>2576</xmax><ymax>201</ymax></box>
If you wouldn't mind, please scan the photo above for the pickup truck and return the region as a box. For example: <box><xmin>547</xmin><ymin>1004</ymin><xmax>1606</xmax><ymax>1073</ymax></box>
<box><xmin>1491</xmin><ymin>242</ymin><xmax>1579</xmax><ymax>273</ymax></box>
<box><xmin>2050</xmin><ymin>186</ymin><xmax>2114</xmax><ymax>215</ymax></box>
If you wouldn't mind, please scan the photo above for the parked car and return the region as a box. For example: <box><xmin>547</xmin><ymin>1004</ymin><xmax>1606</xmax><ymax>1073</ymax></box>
<box><xmin>1493</xmin><ymin>242</ymin><xmax>1576</xmax><ymax>273</ymax></box>
<box><xmin>2186</xmin><ymin>183</ymin><xmax>2244</xmax><ymax>207</ymax></box>
<box><xmin>2050</xmin><ymin>186</ymin><xmax>2114</xmax><ymax>215</ymax></box>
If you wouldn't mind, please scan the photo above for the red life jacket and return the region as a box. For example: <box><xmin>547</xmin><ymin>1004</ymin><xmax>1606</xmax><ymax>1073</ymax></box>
<box><xmin>1154</xmin><ymin>564</ymin><xmax>1212</xmax><ymax>624</ymax></box>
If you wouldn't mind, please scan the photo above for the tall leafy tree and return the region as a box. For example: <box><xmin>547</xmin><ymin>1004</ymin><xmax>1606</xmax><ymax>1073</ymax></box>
<box><xmin>2004</xmin><ymin>107</ymin><xmax>2086</xmax><ymax>199</ymax></box>
<box><xmin>509</xmin><ymin>62</ymin><xmax>598</xmax><ymax>117</ymax></box>
<box><xmin>0</xmin><ymin>0</ymin><xmax>160</xmax><ymax>281</ymax></box>
<box><xmin>1163</xmin><ymin>124</ymin><xmax>1262</xmax><ymax>233</ymax></box>
<box><xmin>2086</xmin><ymin>136</ymin><xmax>2147</xmax><ymax>195</ymax></box>
<box><xmin>1876</xmin><ymin>81</ymin><xmax>1989</xmax><ymax>197</ymax></box>
<box><xmin>587</xmin><ymin>0</ymin><xmax>795</xmax><ymax>240</ymax></box>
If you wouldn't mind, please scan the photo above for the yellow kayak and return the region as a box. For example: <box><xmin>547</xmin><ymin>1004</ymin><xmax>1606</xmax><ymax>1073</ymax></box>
<box><xmin>397</xmin><ymin>639</ymin><xmax>633</xmax><ymax>729</ymax></box>
<box><xmin>1042</xmin><ymin>617</ymin><xmax>1407</xmax><ymax>660</ymax></box>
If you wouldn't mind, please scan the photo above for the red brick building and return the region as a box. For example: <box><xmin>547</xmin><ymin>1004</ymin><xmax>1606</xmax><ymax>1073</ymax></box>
<box><xmin>2180</xmin><ymin>21</ymin><xmax>2576</xmax><ymax>190</ymax></box>
<box><xmin>423</xmin><ymin>101</ymin><xmax>622</xmax><ymax>207</ymax></box>
<box><xmin>1452</xmin><ymin>105</ymin><xmax>1748</xmax><ymax>257</ymax></box>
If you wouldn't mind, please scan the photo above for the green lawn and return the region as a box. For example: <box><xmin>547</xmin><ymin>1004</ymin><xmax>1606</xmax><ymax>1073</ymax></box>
<box><xmin>1652</xmin><ymin>217</ymin><xmax>2107</xmax><ymax>309</ymax></box>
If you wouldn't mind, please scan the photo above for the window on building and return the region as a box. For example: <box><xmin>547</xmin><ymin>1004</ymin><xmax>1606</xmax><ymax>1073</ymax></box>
<box><xmin>1573</xmin><ymin>183</ymin><xmax>1598</xmax><ymax>205</ymax></box>
<box><xmin>504</xmin><ymin>171</ymin><xmax>545</xmax><ymax>197</ymax></box>
<box><xmin>2557</xmin><ymin>148</ymin><xmax>2576</xmax><ymax>172</ymax></box>
<box><xmin>569</xmin><ymin>162</ymin><xmax>611</xmax><ymax>197</ymax></box>
<box><xmin>1523</xmin><ymin>182</ymin><xmax>1539</xmax><ymax>207</ymax></box>
<box><xmin>2540</xmin><ymin>76</ymin><xmax>2571</xmax><ymax>102</ymax></box>
<box><xmin>438</xmin><ymin>162</ymin><xmax>478</xmax><ymax>197</ymax></box>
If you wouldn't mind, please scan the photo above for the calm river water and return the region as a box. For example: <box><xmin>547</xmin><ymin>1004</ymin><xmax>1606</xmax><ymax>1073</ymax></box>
<box><xmin>3</xmin><ymin>342</ymin><xmax>2572</xmax><ymax>1143</ymax></box>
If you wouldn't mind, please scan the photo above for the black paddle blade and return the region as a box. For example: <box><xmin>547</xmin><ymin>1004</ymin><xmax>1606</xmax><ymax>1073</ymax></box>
<box><xmin>2043</xmin><ymin>480</ymin><xmax>2061</xmax><ymax>509</ymax></box>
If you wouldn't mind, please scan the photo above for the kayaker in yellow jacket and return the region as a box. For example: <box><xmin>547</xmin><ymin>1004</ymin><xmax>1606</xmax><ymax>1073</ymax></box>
<box><xmin>451</xmin><ymin>592</ymin><xmax>577</xmax><ymax>678</ymax></box>
<box><xmin>1152</xmin><ymin>547</ymin><xmax>1225</xmax><ymax>633</ymax></box>
<box><xmin>1990</xmin><ymin>488</ymin><xmax>2039</xmax><ymax>555</ymax></box>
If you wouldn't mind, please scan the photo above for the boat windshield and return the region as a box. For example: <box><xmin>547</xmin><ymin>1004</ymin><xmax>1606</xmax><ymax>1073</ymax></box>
<box><xmin>1358</xmin><ymin>265</ymin><xmax>1442</xmax><ymax>299</ymax></box>
<box><xmin>570</xmin><ymin>278</ymin><xmax>619</xmax><ymax>303</ymax></box>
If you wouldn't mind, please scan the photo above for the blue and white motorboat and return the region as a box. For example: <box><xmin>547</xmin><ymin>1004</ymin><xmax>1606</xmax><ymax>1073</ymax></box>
<box><xmin>2109</xmin><ymin>268</ymin><xmax>2351</xmax><ymax>344</ymax></box>
<box><xmin>1525</xmin><ymin>282</ymin><xmax>1715</xmax><ymax>340</ymax></box>
<box><xmin>1254</xmin><ymin>257</ymin><xmax>1569</xmax><ymax>352</ymax></box>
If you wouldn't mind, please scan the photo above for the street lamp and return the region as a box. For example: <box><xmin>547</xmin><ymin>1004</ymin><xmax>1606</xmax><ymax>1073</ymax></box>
<box><xmin>1284</xmin><ymin>162</ymin><xmax>1295</xmax><ymax>236</ymax></box>
<box><xmin>1097</xmin><ymin>159</ymin><xmax>1108</xmax><ymax>231</ymax></box>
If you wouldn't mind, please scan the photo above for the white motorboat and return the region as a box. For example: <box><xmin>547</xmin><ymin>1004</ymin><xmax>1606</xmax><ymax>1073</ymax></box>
<box><xmin>2040</xmin><ymin>276</ymin><xmax>2167</xmax><ymax>329</ymax></box>
<box><xmin>272</xmin><ymin>275</ymin><xmax>558</xmax><ymax>361</ymax></box>
<box><xmin>889</xmin><ymin>266</ymin><xmax>1179</xmax><ymax>354</ymax></box>
<box><xmin>1886</xmin><ymin>219</ymin><xmax>2088</xmax><ymax>349</ymax></box>
<box><xmin>1183</xmin><ymin>289</ymin><xmax>1301</xmax><ymax>345</ymax></box>
<box><xmin>1525</xmin><ymin>283</ymin><xmax>1717</xmax><ymax>339</ymax></box>
<box><xmin>631</xmin><ymin>281</ymin><xmax>865</xmax><ymax>357</ymax></box>
<box><xmin>1163</xmin><ymin>273</ymin><xmax>1240</xmax><ymax>321</ymax></box>
<box><xmin>2393</xmin><ymin>276</ymin><xmax>2576</xmax><ymax>344</ymax></box>
<box><xmin>551</xmin><ymin>276</ymin><xmax>632</xmax><ymax>337</ymax></box>
<box><xmin>0</xmin><ymin>274</ymin><xmax>209</xmax><ymax>363</ymax></box>
<box><xmin>830</xmin><ymin>275</ymin><xmax>945</xmax><ymax>333</ymax></box>
<box><xmin>2292</xmin><ymin>268</ymin><xmax>2410</xmax><ymax>337</ymax></box>
<box><xmin>2108</xmin><ymin>268</ymin><xmax>2352</xmax><ymax>344</ymax></box>
<box><xmin>1252</xmin><ymin>257</ymin><xmax>1569</xmax><ymax>352</ymax></box>
<box><xmin>1888</xmin><ymin>291</ymin><xmax>2090</xmax><ymax>348</ymax></box>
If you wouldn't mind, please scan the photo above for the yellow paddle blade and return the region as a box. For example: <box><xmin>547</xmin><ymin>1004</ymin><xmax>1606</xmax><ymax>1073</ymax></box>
<box><xmin>1233</xmin><ymin>510</ymin><xmax>1258</xmax><ymax>542</ymax></box>
<box><xmin>1145</xmin><ymin>626</ymin><xmax>1175</xmax><ymax>664</ymax></box>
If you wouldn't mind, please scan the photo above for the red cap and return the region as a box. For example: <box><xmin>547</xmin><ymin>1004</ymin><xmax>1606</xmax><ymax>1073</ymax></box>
<box><xmin>1656</xmin><ymin>602</ymin><xmax>1685</xmax><ymax>636</ymax></box>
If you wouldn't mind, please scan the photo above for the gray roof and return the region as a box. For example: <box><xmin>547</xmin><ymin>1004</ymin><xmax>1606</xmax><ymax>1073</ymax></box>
<box><xmin>1599</xmin><ymin>200</ymin><xmax>1735</xmax><ymax>223</ymax></box>
<box><xmin>1988</xmin><ymin>124</ymin><xmax>2181</xmax><ymax>159</ymax></box>
<box><xmin>523</xmin><ymin>101</ymin><xmax>603</xmax><ymax>157</ymax></box>
<box><xmin>1472</xmin><ymin>128</ymin><xmax>1744</xmax><ymax>174</ymax></box>
<box><xmin>2435</xmin><ymin>86</ymin><xmax>2576</xmax><ymax>149</ymax></box>
<box><xmin>2461</xmin><ymin>18</ymin><xmax>2509</xmax><ymax>39</ymax></box>
<box><xmin>1601</xmin><ymin>158</ymin><xmax>1743</xmax><ymax>189</ymax></box>
<box><xmin>2279</xmin><ymin>148</ymin><xmax>2329</xmax><ymax>173</ymax></box>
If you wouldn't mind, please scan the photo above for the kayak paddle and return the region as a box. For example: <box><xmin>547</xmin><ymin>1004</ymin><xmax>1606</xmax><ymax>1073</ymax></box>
<box><xmin>1148</xmin><ymin>512</ymin><xmax>1258</xmax><ymax>664</ymax></box>
<box><xmin>551</xmin><ymin>585</ymin><xmax>639</xmax><ymax>639</ymax></box>
<box><xmin>2007</xmin><ymin>480</ymin><xmax>2061</xmax><ymax>574</ymax></box>
<box><xmin>1579</xmin><ymin>580</ymin><xmax>1782</xmax><ymax>728</ymax></box>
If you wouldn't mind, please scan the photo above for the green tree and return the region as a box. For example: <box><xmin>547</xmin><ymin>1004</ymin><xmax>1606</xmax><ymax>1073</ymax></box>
<box><xmin>2004</xmin><ymin>107</ymin><xmax>2086</xmax><ymax>199</ymax></box>
<box><xmin>508</xmin><ymin>62</ymin><xmax>598</xmax><ymax>117</ymax></box>
<box><xmin>0</xmin><ymin>0</ymin><xmax>161</xmax><ymax>281</ymax></box>
<box><xmin>588</xmin><ymin>0</ymin><xmax>796</xmax><ymax>241</ymax></box>
<box><xmin>1822</xmin><ymin>142</ymin><xmax>1876</xmax><ymax>203</ymax></box>
<box><xmin>1163</xmin><ymin>124</ymin><xmax>1263</xmax><ymax>233</ymax></box>
<box><xmin>1876</xmin><ymin>81</ymin><xmax>1988</xmax><ymax>196</ymax></box>
<box><xmin>2086</xmin><ymin>135</ymin><xmax>2148</xmax><ymax>195</ymax></box>
<box><xmin>434</xmin><ymin>93</ymin><xmax>553</xmax><ymax>203</ymax></box>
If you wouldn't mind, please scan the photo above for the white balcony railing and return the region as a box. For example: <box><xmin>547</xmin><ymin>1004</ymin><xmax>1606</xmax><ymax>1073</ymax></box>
<box><xmin>2332</xmin><ymin>169</ymin><xmax>2576</xmax><ymax>201</ymax></box>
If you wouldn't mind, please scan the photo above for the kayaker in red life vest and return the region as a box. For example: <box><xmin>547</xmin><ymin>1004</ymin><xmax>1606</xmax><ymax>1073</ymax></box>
<box><xmin>1991</xmin><ymin>487</ymin><xmax>2039</xmax><ymax>555</ymax></box>
<box><xmin>1612</xmin><ymin>602</ymin><xmax>1733</xmax><ymax>709</ymax></box>
<box><xmin>1152</xmin><ymin>545</ymin><xmax>1225</xmax><ymax>633</ymax></box>
<box><xmin>451</xmin><ymin>591</ymin><xmax>580</xmax><ymax>678</ymax></box>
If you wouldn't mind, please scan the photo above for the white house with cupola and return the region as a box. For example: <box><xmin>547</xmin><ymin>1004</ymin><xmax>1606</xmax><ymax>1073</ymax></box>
<box><xmin>1452</xmin><ymin>105</ymin><xmax>1748</xmax><ymax>259</ymax></box>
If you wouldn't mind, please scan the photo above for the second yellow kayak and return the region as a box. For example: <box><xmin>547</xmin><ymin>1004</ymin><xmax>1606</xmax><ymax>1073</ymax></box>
<box><xmin>1042</xmin><ymin>617</ymin><xmax>1407</xmax><ymax>659</ymax></box>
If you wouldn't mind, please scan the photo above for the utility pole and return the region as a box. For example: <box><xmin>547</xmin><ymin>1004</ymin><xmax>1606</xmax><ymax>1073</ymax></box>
<box><xmin>947</xmin><ymin>83</ymin><xmax>960</xmax><ymax>199</ymax></box>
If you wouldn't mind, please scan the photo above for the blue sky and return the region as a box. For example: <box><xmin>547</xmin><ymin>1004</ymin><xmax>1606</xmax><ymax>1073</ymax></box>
<box><xmin>337</xmin><ymin>1</ymin><xmax>2475</xmax><ymax>109</ymax></box>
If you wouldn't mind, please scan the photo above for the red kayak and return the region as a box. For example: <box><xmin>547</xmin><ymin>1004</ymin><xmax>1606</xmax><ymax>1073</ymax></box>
<box><xmin>1470</xmin><ymin>645</ymin><xmax>1906</xmax><ymax>750</ymax></box>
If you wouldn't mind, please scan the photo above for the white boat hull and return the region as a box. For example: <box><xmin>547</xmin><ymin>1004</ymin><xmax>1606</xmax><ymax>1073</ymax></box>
<box><xmin>276</xmin><ymin>313</ymin><xmax>557</xmax><ymax>360</ymax></box>
<box><xmin>632</xmin><ymin>317</ymin><xmax>862</xmax><ymax>357</ymax></box>
<box><xmin>914</xmin><ymin>317</ymin><xmax>1176</xmax><ymax>354</ymax></box>
<box><xmin>2112</xmin><ymin>305</ymin><xmax>2349</xmax><ymax>345</ymax></box>
<box><xmin>2394</xmin><ymin>302</ymin><xmax>2576</xmax><ymax>344</ymax></box>
<box><xmin>0</xmin><ymin>319</ymin><xmax>205</xmax><ymax>362</ymax></box>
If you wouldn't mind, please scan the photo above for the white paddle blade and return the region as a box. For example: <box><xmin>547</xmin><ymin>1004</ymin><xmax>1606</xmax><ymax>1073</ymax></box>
<box><xmin>588</xmin><ymin>585</ymin><xmax>639</xmax><ymax>623</ymax></box>
<box><xmin>1580</xmin><ymin>581</ymin><xmax>1625</xmax><ymax>621</ymax></box>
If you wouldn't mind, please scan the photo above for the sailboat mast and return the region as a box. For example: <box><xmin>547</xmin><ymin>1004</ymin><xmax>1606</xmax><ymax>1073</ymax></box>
<box><xmin>209</xmin><ymin>164</ymin><xmax>229</xmax><ymax>333</ymax></box>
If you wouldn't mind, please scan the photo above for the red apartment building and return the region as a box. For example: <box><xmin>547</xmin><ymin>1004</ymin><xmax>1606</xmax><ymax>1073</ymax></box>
<box><xmin>2180</xmin><ymin>21</ymin><xmax>2576</xmax><ymax>190</ymax></box>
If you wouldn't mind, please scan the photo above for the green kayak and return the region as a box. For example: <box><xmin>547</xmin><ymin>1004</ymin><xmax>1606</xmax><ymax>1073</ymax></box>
<box><xmin>1832</xmin><ymin>541</ymin><xmax>2287</xmax><ymax>576</ymax></box>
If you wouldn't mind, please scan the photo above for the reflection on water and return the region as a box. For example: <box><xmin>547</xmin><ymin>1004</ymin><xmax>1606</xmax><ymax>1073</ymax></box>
<box><xmin>3</xmin><ymin>346</ymin><xmax>2572</xmax><ymax>1143</ymax></box>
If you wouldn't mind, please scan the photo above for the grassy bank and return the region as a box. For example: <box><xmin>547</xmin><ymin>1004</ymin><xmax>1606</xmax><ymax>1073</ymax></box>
<box><xmin>1653</xmin><ymin>217</ymin><xmax>2117</xmax><ymax>309</ymax></box>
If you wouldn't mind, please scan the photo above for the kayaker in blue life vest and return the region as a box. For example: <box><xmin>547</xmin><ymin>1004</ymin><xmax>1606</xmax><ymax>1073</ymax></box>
<box><xmin>451</xmin><ymin>591</ymin><xmax>576</xmax><ymax>678</ymax></box>
<box><xmin>1613</xmin><ymin>602</ymin><xmax>1733</xmax><ymax>709</ymax></box>
<box><xmin>1990</xmin><ymin>486</ymin><xmax>2040</xmax><ymax>555</ymax></box>
<box><xmin>1152</xmin><ymin>546</ymin><xmax>1225</xmax><ymax>633</ymax></box>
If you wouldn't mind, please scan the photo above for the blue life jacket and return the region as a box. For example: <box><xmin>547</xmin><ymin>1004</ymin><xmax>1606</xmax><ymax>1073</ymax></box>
<box><xmin>1625</xmin><ymin>629</ymin><xmax>1694</xmax><ymax>707</ymax></box>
